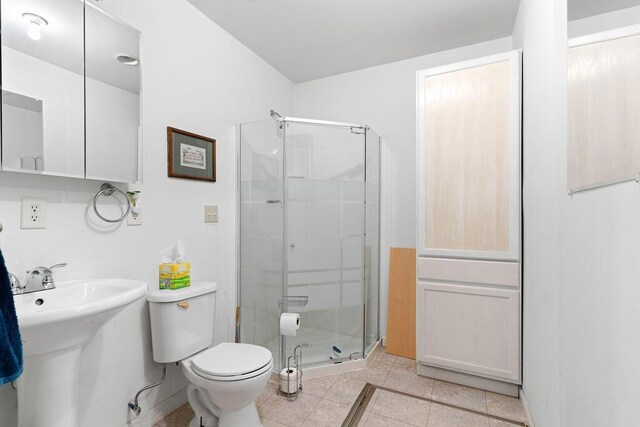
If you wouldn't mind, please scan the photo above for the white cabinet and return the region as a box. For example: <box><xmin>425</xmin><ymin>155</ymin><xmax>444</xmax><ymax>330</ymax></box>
<box><xmin>416</xmin><ymin>281</ymin><xmax>520</xmax><ymax>382</ymax></box>
<box><xmin>0</xmin><ymin>0</ymin><xmax>141</xmax><ymax>183</ymax></box>
<box><xmin>416</xmin><ymin>51</ymin><xmax>522</xmax><ymax>387</ymax></box>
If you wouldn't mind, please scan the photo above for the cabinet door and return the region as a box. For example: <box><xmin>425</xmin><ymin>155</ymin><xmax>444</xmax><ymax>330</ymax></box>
<box><xmin>85</xmin><ymin>2</ymin><xmax>141</xmax><ymax>183</ymax></box>
<box><xmin>416</xmin><ymin>282</ymin><xmax>520</xmax><ymax>383</ymax></box>
<box><xmin>417</xmin><ymin>51</ymin><xmax>521</xmax><ymax>260</ymax></box>
<box><xmin>1</xmin><ymin>0</ymin><xmax>85</xmax><ymax>177</ymax></box>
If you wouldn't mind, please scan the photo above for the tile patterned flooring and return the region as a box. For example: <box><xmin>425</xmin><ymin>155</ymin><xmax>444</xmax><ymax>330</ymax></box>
<box><xmin>158</xmin><ymin>349</ymin><xmax>527</xmax><ymax>427</ymax></box>
<box><xmin>153</xmin><ymin>402</ymin><xmax>194</xmax><ymax>427</ymax></box>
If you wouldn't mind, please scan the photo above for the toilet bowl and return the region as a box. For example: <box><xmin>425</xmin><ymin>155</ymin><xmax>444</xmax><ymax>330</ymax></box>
<box><xmin>181</xmin><ymin>343</ymin><xmax>273</xmax><ymax>427</ymax></box>
<box><xmin>147</xmin><ymin>283</ymin><xmax>274</xmax><ymax>427</ymax></box>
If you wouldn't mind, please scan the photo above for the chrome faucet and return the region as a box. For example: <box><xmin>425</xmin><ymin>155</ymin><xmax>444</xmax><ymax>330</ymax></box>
<box><xmin>22</xmin><ymin>263</ymin><xmax>67</xmax><ymax>294</ymax></box>
<box><xmin>9</xmin><ymin>272</ymin><xmax>25</xmax><ymax>295</ymax></box>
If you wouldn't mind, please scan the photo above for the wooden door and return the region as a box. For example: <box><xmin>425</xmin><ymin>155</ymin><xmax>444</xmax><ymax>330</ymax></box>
<box><xmin>417</xmin><ymin>51</ymin><xmax>521</xmax><ymax>261</ymax></box>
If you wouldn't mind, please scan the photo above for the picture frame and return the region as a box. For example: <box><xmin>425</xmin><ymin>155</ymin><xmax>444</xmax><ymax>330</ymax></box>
<box><xmin>167</xmin><ymin>127</ymin><xmax>216</xmax><ymax>182</ymax></box>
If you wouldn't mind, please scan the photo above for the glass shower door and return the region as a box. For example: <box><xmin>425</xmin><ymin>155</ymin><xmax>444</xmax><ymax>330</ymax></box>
<box><xmin>239</xmin><ymin>120</ymin><xmax>284</xmax><ymax>370</ymax></box>
<box><xmin>283</xmin><ymin>122</ymin><xmax>366</xmax><ymax>367</ymax></box>
<box><xmin>364</xmin><ymin>129</ymin><xmax>381</xmax><ymax>354</ymax></box>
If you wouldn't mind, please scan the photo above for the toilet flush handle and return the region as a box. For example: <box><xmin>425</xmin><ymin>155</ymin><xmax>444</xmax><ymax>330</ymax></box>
<box><xmin>177</xmin><ymin>301</ymin><xmax>190</xmax><ymax>309</ymax></box>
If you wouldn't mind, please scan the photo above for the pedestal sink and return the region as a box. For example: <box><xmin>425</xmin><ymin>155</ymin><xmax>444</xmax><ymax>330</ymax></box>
<box><xmin>13</xmin><ymin>279</ymin><xmax>147</xmax><ymax>427</ymax></box>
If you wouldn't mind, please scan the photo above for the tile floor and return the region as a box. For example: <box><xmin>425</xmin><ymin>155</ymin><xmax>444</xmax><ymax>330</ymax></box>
<box><xmin>153</xmin><ymin>402</ymin><xmax>194</xmax><ymax>427</ymax></box>
<box><xmin>157</xmin><ymin>349</ymin><xmax>527</xmax><ymax>427</ymax></box>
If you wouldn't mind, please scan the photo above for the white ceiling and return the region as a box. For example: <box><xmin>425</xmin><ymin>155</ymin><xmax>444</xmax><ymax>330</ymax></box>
<box><xmin>187</xmin><ymin>0</ymin><xmax>521</xmax><ymax>83</ymax></box>
<box><xmin>568</xmin><ymin>0</ymin><xmax>640</xmax><ymax>21</ymax></box>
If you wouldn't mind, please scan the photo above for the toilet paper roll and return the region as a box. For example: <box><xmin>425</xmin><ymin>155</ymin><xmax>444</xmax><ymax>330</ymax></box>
<box><xmin>280</xmin><ymin>312</ymin><xmax>300</xmax><ymax>336</ymax></box>
<box><xmin>279</xmin><ymin>367</ymin><xmax>301</xmax><ymax>394</ymax></box>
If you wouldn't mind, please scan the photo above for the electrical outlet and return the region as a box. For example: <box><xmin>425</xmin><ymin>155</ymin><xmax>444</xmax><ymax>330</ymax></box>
<box><xmin>21</xmin><ymin>198</ymin><xmax>46</xmax><ymax>229</ymax></box>
<box><xmin>127</xmin><ymin>208</ymin><xmax>143</xmax><ymax>226</ymax></box>
<box><xmin>204</xmin><ymin>205</ymin><xmax>218</xmax><ymax>223</ymax></box>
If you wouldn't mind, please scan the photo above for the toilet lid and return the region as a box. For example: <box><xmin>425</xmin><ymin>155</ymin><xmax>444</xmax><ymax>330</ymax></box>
<box><xmin>190</xmin><ymin>343</ymin><xmax>273</xmax><ymax>378</ymax></box>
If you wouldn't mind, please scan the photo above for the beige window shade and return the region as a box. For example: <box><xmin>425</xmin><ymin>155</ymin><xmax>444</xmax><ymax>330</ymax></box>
<box><xmin>568</xmin><ymin>33</ymin><xmax>640</xmax><ymax>192</ymax></box>
<box><xmin>424</xmin><ymin>61</ymin><xmax>511</xmax><ymax>252</ymax></box>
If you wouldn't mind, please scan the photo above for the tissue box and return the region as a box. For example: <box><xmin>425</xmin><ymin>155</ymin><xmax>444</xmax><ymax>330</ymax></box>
<box><xmin>159</xmin><ymin>262</ymin><xmax>190</xmax><ymax>290</ymax></box>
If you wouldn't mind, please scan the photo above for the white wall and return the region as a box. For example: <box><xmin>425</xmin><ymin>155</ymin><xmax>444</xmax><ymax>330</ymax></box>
<box><xmin>515</xmin><ymin>3</ymin><xmax>640</xmax><ymax>426</ymax></box>
<box><xmin>569</xmin><ymin>5</ymin><xmax>640</xmax><ymax>36</ymax></box>
<box><xmin>0</xmin><ymin>0</ymin><xmax>293</xmax><ymax>426</ymax></box>
<box><xmin>512</xmin><ymin>0</ymin><xmax>567</xmax><ymax>426</ymax></box>
<box><xmin>562</xmin><ymin>7</ymin><xmax>640</xmax><ymax>427</ymax></box>
<box><xmin>293</xmin><ymin>37</ymin><xmax>513</xmax><ymax>336</ymax></box>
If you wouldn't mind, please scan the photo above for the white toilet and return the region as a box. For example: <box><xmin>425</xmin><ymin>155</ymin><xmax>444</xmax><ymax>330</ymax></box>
<box><xmin>147</xmin><ymin>282</ymin><xmax>273</xmax><ymax>427</ymax></box>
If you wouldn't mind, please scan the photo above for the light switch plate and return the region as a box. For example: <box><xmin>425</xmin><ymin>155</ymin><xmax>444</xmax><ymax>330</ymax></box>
<box><xmin>21</xmin><ymin>198</ymin><xmax>46</xmax><ymax>229</ymax></box>
<box><xmin>204</xmin><ymin>205</ymin><xmax>218</xmax><ymax>223</ymax></box>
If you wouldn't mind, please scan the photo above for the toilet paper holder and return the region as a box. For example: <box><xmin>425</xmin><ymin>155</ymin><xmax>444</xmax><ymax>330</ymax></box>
<box><xmin>278</xmin><ymin>342</ymin><xmax>310</xmax><ymax>402</ymax></box>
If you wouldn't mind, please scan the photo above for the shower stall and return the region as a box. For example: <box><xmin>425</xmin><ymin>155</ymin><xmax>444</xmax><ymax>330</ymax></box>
<box><xmin>237</xmin><ymin>112</ymin><xmax>381</xmax><ymax>372</ymax></box>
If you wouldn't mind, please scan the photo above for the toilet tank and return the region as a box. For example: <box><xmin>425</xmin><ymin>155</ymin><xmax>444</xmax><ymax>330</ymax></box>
<box><xmin>147</xmin><ymin>282</ymin><xmax>217</xmax><ymax>363</ymax></box>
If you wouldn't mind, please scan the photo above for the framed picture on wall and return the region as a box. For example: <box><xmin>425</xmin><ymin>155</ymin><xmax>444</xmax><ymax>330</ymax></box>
<box><xmin>167</xmin><ymin>127</ymin><xmax>216</xmax><ymax>182</ymax></box>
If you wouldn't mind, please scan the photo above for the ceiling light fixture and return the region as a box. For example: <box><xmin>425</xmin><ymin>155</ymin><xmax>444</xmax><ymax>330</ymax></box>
<box><xmin>113</xmin><ymin>53</ymin><xmax>139</xmax><ymax>66</ymax></box>
<box><xmin>22</xmin><ymin>13</ymin><xmax>48</xmax><ymax>41</ymax></box>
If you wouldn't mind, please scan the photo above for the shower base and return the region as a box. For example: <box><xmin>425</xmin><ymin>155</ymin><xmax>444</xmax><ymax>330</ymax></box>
<box><xmin>265</xmin><ymin>328</ymin><xmax>381</xmax><ymax>377</ymax></box>
<box><xmin>266</xmin><ymin>327</ymin><xmax>362</xmax><ymax>367</ymax></box>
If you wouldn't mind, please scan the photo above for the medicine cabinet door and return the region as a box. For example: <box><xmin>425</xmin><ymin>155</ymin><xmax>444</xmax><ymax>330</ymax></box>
<box><xmin>1</xmin><ymin>0</ymin><xmax>85</xmax><ymax>177</ymax></box>
<box><xmin>85</xmin><ymin>1</ymin><xmax>141</xmax><ymax>183</ymax></box>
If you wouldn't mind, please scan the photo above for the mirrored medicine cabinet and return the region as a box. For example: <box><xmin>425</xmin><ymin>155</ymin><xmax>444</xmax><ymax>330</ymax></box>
<box><xmin>0</xmin><ymin>0</ymin><xmax>141</xmax><ymax>183</ymax></box>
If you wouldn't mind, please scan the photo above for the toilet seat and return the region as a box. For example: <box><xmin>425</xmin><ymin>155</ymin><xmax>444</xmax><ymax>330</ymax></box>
<box><xmin>188</xmin><ymin>343</ymin><xmax>273</xmax><ymax>382</ymax></box>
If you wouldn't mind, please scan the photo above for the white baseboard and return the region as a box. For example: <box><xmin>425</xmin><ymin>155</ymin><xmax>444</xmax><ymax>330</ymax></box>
<box><xmin>125</xmin><ymin>387</ymin><xmax>188</xmax><ymax>427</ymax></box>
<box><xmin>417</xmin><ymin>363</ymin><xmax>519</xmax><ymax>397</ymax></box>
<box><xmin>519</xmin><ymin>389</ymin><xmax>536</xmax><ymax>427</ymax></box>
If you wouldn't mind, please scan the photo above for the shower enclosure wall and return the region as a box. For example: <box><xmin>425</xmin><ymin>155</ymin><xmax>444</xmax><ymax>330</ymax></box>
<box><xmin>238</xmin><ymin>114</ymin><xmax>381</xmax><ymax>372</ymax></box>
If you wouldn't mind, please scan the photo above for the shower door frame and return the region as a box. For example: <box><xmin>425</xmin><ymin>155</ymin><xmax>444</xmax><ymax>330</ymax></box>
<box><xmin>236</xmin><ymin>116</ymin><xmax>381</xmax><ymax>371</ymax></box>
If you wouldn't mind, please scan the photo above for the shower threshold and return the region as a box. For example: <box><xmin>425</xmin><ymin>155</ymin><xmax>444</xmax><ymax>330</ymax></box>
<box><xmin>265</xmin><ymin>327</ymin><xmax>377</xmax><ymax>367</ymax></box>
<box><xmin>269</xmin><ymin>339</ymin><xmax>382</xmax><ymax>382</ymax></box>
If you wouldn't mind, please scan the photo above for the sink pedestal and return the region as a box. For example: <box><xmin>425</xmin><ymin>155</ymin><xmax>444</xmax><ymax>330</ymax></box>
<box><xmin>17</xmin><ymin>345</ymin><xmax>82</xmax><ymax>427</ymax></box>
<box><xmin>13</xmin><ymin>279</ymin><xmax>148</xmax><ymax>427</ymax></box>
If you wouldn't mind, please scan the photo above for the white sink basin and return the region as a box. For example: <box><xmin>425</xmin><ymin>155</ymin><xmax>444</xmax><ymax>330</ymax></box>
<box><xmin>15</xmin><ymin>279</ymin><xmax>147</xmax><ymax>356</ymax></box>
<box><xmin>13</xmin><ymin>279</ymin><xmax>147</xmax><ymax>427</ymax></box>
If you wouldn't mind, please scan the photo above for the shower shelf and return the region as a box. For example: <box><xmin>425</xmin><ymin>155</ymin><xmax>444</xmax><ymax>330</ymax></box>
<box><xmin>278</xmin><ymin>296</ymin><xmax>309</xmax><ymax>308</ymax></box>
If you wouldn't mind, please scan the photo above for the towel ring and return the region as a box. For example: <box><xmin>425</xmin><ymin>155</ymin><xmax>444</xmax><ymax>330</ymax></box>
<box><xmin>93</xmin><ymin>183</ymin><xmax>131</xmax><ymax>223</ymax></box>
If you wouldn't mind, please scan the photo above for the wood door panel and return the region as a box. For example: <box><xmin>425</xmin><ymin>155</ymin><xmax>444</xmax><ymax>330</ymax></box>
<box><xmin>424</xmin><ymin>61</ymin><xmax>511</xmax><ymax>253</ymax></box>
<box><xmin>568</xmin><ymin>33</ymin><xmax>640</xmax><ymax>191</ymax></box>
<box><xmin>387</xmin><ymin>248</ymin><xmax>416</xmax><ymax>359</ymax></box>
